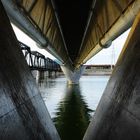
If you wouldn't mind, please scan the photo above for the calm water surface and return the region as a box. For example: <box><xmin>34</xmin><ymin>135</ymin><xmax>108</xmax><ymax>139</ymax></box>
<box><xmin>38</xmin><ymin>75</ymin><xmax>109</xmax><ymax>140</ymax></box>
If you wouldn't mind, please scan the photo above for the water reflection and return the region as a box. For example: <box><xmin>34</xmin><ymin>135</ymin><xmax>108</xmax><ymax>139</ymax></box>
<box><xmin>37</xmin><ymin>76</ymin><xmax>56</xmax><ymax>88</ymax></box>
<box><xmin>37</xmin><ymin>75</ymin><xmax>109</xmax><ymax>140</ymax></box>
<box><xmin>53</xmin><ymin>84</ymin><xmax>93</xmax><ymax>140</ymax></box>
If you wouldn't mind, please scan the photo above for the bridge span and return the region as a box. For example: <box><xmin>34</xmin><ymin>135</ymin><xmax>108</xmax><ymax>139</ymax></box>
<box><xmin>20</xmin><ymin>42</ymin><xmax>60</xmax><ymax>72</ymax></box>
<box><xmin>1</xmin><ymin>0</ymin><xmax>140</xmax><ymax>140</ymax></box>
<box><xmin>20</xmin><ymin>41</ymin><xmax>61</xmax><ymax>79</ymax></box>
<box><xmin>2</xmin><ymin>0</ymin><xmax>140</xmax><ymax>84</ymax></box>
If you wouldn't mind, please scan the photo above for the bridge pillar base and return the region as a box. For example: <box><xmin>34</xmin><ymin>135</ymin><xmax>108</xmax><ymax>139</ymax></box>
<box><xmin>61</xmin><ymin>65</ymin><xmax>86</xmax><ymax>84</ymax></box>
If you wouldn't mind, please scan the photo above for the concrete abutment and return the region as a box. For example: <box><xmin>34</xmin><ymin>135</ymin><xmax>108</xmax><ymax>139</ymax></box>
<box><xmin>0</xmin><ymin>2</ymin><xmax>60</xmax><ymax>140</ymax></box>
<box><xmin>83</xmin><ymin>12</ymin><xmax>140</xmax><ymax>140</ymax></box>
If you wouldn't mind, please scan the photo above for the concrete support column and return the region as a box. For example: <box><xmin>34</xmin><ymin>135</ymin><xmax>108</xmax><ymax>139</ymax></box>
<box><xmin>44</xmin><ymin>71</ymin><xmax>48</xmax><ymax>78</ymax></box>
<box><xmin>36</xmin><ymin>71</ymin><xmax>45</xmax><ymax>80</ymax></box>
<box><xmin>53</xmin><ymin>71</ymin><xmax>57</xmax><ymax>78</ymax></box>
<box><xmin>48</xmin><ymin>71</ymin><xmax>52</xmax><ymax>78</ymax></box>
<box><xmin>0</xmin><ymin>2</ymin><xmax>60</xmax><ymax>140</ymax></box>
<box><xmin>84</xmin><ymin>12</ymin><xmax>140</xmax><ymax>140</ymax></box>
<box><xmin>54</xmin><ymin>71</ymin><xmax>57</xmax><ymax>77</ymax></box>
<box><xmin>61</xmin><ymin>65</ymin><xmax>86</xmax><ymax>84</ymax></box>
<box><xmin>51</xmin><ymin>71</ymin><xmax>55</xmax><ymax>78</ymax></box>
<box><xmin>31</xmin><ymin>70</ymin><xmax>38</xmax><ymax>79</ymax></box>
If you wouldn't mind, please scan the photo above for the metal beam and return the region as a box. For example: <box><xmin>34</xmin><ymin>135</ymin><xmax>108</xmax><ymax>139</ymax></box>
<box><xmin>78</xmin><ymin>0</ymin><xmax>97</xmax><ymax>55</ymax></box>
<box><xmin>28</xmin><ymin>0</ymin><xmax>37</xmax><ymax>13</ymax></box>
<box><xmin>80</xmin><ymin>0</ymin><xmax>140</xmax><ymax>65</ymax></box>
<box><xmin>50</xmin><ymin>0</ymin><xmax>74</xmax><ymax>68</ymax></box>
<box><xmin>1</xmin><ymin>0</ymin><xmax>64</xmax><ymax>63</ymax></box>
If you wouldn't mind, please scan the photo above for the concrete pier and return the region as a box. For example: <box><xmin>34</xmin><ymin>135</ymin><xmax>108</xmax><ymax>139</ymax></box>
<box><xmin>37</xmin><ymin>71</ymin><xmax>45</xmax><ymax>80</ymax></box>
<box><xmin>61</xmin><ymin>65</ymin><xmax>86</xmax><ymax>84</ymax></box>
<box><xmin>0</xmin><ymin>2</ymin><xmax>60</xmax><ymax>140</ymax></box>
<box><xmin>83</xmin><ymin>12</ymin><xmax>140</xmax><ymax>140</ymax></box>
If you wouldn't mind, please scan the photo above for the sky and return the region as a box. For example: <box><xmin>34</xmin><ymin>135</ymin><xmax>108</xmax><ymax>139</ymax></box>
<box><xmin>85</xmin><ymin>29</ymin><xmax>130</xmax><ymax>65</ymax></box>
<box><xmin>12</xmin><ymin>24</ymin><xmax>56</xmax><ymax>60</ymax></box>
<box><xmin>12</xmin><ymin>24</ymin><xmax>130</xmax><ymax>65</ymax></box>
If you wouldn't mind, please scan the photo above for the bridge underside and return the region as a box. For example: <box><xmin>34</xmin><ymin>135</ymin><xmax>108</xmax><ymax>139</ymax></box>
<box><xmin>2</xmin><ymin>0</ymin><xmax>140</xmax><ymax>69</ymax></box>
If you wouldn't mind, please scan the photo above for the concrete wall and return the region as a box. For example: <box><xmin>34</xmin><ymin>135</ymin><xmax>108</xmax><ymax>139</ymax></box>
<box><xmin>0</xmin><ymin>2</ymin><xmax>60</xmax><ymax>140</ymax></box>
<box><xmin>83</xmin><ymin>12</ymin><xmax>140</xmax><ymax>140</ymax></box>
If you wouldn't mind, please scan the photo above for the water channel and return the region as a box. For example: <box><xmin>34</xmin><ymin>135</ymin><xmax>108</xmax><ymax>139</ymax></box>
<box><xmin>38</xmin><ymin>75</ymin><xmax>110</xmax><ymax>140</ymax></box>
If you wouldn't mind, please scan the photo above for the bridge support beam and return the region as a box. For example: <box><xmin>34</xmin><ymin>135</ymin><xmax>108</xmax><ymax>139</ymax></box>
<box><xmin>84</xmin><ymin>12</ymin><xmax>140</xmax><ymax>140</ymax></box>
<box><xmin>0</xmin><ymin>2</ymin><xmax>60</xmax><ymax>140</ymax></box>
<box><xmin>61</xmin><ymin>65</ymin><xmax>86</xmax><ymax>84</ymax></box>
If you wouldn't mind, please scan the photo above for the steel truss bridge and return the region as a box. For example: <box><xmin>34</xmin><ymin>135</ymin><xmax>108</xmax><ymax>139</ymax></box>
<box><xmin>20</xmin><ymin>42</ymin><xmax>61</xmax><ymax>72</ymax></box>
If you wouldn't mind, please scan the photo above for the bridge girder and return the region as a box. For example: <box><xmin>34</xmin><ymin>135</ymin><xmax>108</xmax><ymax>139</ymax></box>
<box><xmin>2</xmin><ymin>0</ymin><xmax>140</xmax><ymax>70</ymax></box>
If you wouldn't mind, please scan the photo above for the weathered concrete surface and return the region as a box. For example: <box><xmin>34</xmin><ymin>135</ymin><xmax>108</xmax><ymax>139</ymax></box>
<box><xmin>61</xmin><ymin>65</ymin><xmax>86</xmax><ymax>84</ymax></box>
<box><xmin>0</xmin><ymin>2</ymin><xmax>60</xmax><ymax>140</ymax></box>
<box><xmin>83</xmin><ymin>12</ymin><xmax>140</xmax><ymax>140</ymax></box>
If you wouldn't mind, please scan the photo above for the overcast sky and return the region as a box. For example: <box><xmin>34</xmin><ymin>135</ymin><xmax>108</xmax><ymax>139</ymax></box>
<box><xmin>12</xmin><ymin>24</ymin><xmax>130</xmax><ymax>65</ymax></box>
